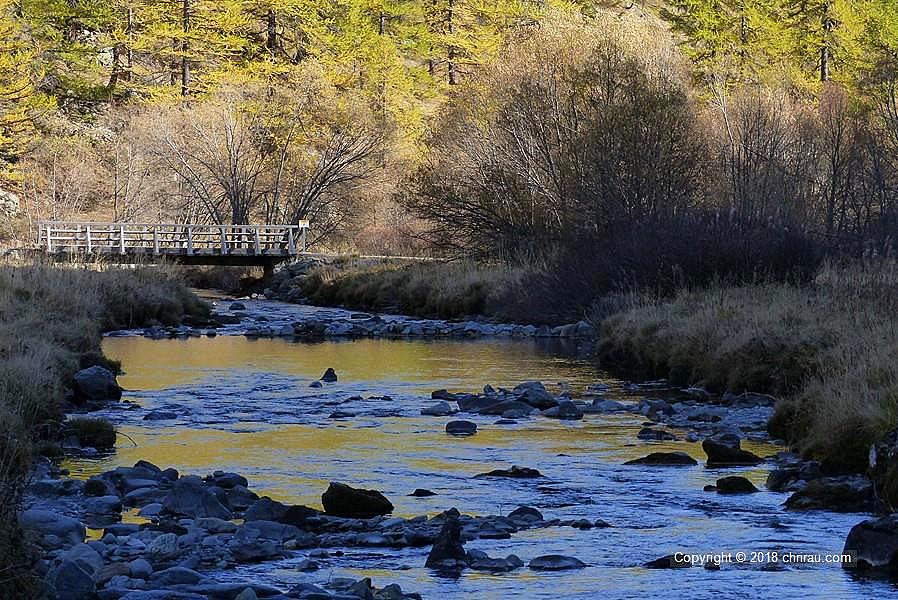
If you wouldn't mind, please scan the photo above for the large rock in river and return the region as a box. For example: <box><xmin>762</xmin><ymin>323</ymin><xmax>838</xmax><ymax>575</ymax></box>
<box><xmin>73</xmin><ymin>365</ymin><xmax>122</xmax><ymax>403</ymax></box>
<box><xmin>868</xmin><ymin>428</ymin><xmax>898</xmax><ymax>510</ymax></box>
<box><xmin>19</xmin><ymin>509</ymin><xmax>85</xmax><ymax>548</ymax></box>
<box><xmin>702</xmin><ymin>440</ymin><xmax>762</xmax><ymax>467</ymax></box>
<box><xmin>784</xmin><ymin>475</ymin><xmax>877</xmax><ymax>512</ymax></box>
<box><xmin>321</xmin><ymin>482</ymin><xmax>393</xmax><ymax>518</ymax></box>
<box><xmin>842</xmin><ymin>514</ymin><xmax>898</xmax><ymax>571</ymax></box>
<box><xmin>425</xmin><ymin>516</ymin><xmax>467</xmax><ymax>569</ymax></box>
<box><xmin>625</xmin><ymin>452</ymin><xmax>697</xmax><ymax>466</ymax></box>
<box><xmin>162</xmin><ymin>475</ymin><xmax>232</xmax><ymax>519</ymax></box>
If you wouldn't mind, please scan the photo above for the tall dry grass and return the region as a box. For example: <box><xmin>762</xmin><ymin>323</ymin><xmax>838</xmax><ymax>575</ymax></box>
<box><xmin>597</xmin><ymin>260</ymin><xmax>898</xmax><ymax>473</ymax></box>
<box><xmin>301</xmin><ymin>259</ymin><xmax>525</xmax><ymax>320</ymax></box>
<box><xmin>0</xmin><ymin>258</ymin><xmax>207</xmax><ymax>593</ymax></box>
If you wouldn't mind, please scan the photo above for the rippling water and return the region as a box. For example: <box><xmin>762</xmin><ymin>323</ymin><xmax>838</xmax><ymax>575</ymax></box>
<box><xmin>62</xmin><ymin>322</ymin><xmax>895</xmax><ymax>599</ymax></box>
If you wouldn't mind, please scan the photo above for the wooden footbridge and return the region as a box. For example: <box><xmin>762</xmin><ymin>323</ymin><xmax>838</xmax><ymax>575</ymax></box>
<box><xmin>36</xmin><ymin>221</ymin><xmax>309</xmax><ymax>272</ymax></box>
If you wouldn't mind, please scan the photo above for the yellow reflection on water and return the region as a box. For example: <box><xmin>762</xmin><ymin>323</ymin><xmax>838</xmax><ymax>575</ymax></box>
<box><xmin>102</xmin><ymin>336</ymin><xmax>601</xmax><ymax>392</ymax></box>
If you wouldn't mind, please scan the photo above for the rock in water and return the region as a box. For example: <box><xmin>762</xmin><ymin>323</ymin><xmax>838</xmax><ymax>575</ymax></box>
<box><xmin>784</xmin><ymin>475</ymin><xmax>876</xmax><ymax>512</ymax></box>
<box><xmin>842</xmin><ymin>514</ymin><xmax>898</xmax><ymax>571</ymax></box>
<box><xmin>474</xmin><ymin>466</ymin><xmax>543</xmax><ymax>478</ymax></box>
<box><xmin>162</xmin><ymin>475</ymin><xmax>232</xmax><ymax>520</ymax></box>
<box><xmin>644</xmin><ymin>554</ymin><xmax>692</xmax><ymax>569</ymax></box>
<box><xmin>73</xmin><ymin>366</ymin><xmax>122</xmax><ymax>403</ymax></box>
<box><xmin>624</xmin><ymin>452</ymin><xmax>697</xmax><ymax>466</ymax></box>
<box><xmin>19</xmin><ymin>510</ymin><xmax>85</xmax><ymax>548</ymax></box>
<box><xmin>445</xmin><ymin>420</ymin><xmax>477</xmax><ymax>436</ymax></box>
<box><xmin>715</xmin><ymin>476</ymin><xmax>759</xmax><ymax>494</ymax></box>
<box><xmin>320</xmin><ymin>368</ymin><xmax>338</xmax><ymax>382</ymax></box>
<box><xmin>422</xmin><ymin>401</ymin><xmax>453</xmax><ymax>416</ymax></box>
<box><xmin>542</xmin><ymin>401</ymin><xmax>584</xmax><ymax>420</ymax></box>
<box><xmin>48</xmin><ymin>559</ymin><xmax>95</xmax><ymax>600</ymax></box>
<box><xmin>425</xmin><ymin>516</ymin><xmax>467</xmax><ymax>569</ymax></box>
<box><xmin>702</xmin><ymin>440</ymin><xmax>763</xmax><ymax>467</ymax></box>
<box><xmin>409</xmin><ymin>489</ymin><xmax>437</xmax><ymax>497</ymax></box>
<box><xmin>528</xmin><ymin>555</ymin><xmax>586</xmax><ymax>571</ymax></box>
<box><xmin>321</xmin><ymin>482</ymin><xmax>393</xmax><ymax>518</ymax></box>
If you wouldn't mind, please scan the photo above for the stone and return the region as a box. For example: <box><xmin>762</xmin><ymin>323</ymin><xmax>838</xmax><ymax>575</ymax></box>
<box><xmin>702</xmin><ymin>440</ymin><xmax>763</xmax><ymax>467</ymax></box>
<box><xmin>514</xmin><ymin>384</ymin><xmax>559</xmax><ymax>410</ymax></box>
<box><xmin>20</xmin><ymin>509</ymin><xmax>85</xmax><ymax>548</ymax></box>
<box><xmin>582</xmin><ymin>399</ymin><xmax>627</xmax><ymax>413</ymax></box>
<box><xmin>245</xmin><ymin>497</ymin><xmax>288</xmax><ymax>522</ymax></box>
<box><xmin>784</xmin><ymin>475</ymin><xmax>877</xmax><ymax>512</ymax></box>
<box><xmin>243</xmin><ymin>520</ymin><xmax>302</xmax><ymax>541</ymax></box>
<box><xmin>48</xmin><ymin>560</ymin><xmax>95</xmax><ymax>600</ymax></box>
<box><xmin>421</xmin><ymin>401</ymin><xmax>453</xmax><ymax>416</ymax></box>
<box><xmin>321</xmin><ymin>482</ymin><xmax>394</xmax><ymax>518</ymax></box>
<box><xmin>162</xmin><ymin>475</ymin><xmax>232</xmax><ymax>519</ymax></box>
<box><xmin>528</xmin><ymin>555</ymin><xmax>586</xmax><ymax>571</ymax></box>
<box><xmin>477</xmin><ymin>400</ymin><xmax>534</xmax><ymax>416</ymax></box>
<box><xmin>425</xmin><ymin>516</ymin><xmax>467</xmax><ymax>569</ymax></box>
<box><xmin>295</xmin><ymin>559</ymin><xmax>319</xmax><ymax>572</ymax></box>
<box><xmin>229</xmin><ymin>302</ymin><xmax>247</xmax><ymax>310</ymax></box>
<box><xmin>196</xmin><ymin>517</ymin><xmax>238</xmax><ymax>534</ymax></box>
<box><xmin>320</xmin><ymin>368</ymin><xmax>338</xmax><ymax>382</ymax></box>
<box><xmin>431</xmin><ymin>390</ymin><xmax>458</xmax><ymax>401</ymax></box>
<box><xmin>869</xmin><ymin>428</ymin><xmax>898</xmax><ymax>509</ymax></box>
<box><xmin>148</xmin><ymin>532</ymin><xmax>179</xmax><ymax>559</ymax></box>
<box><xmin>128</xmin><ymin>558</ymin><xmax>153</xmax><ymax>579</ymax></box>
<box><xmin>624</xmin><ymin>452</ymin><xmax>698</xmax><ymax>466</ymax></box>
<box><xmin>637</xmin><ymin>427</ymin><xmax>677</xmax><ymax>441</ymax></box>
<box><xmin>842</xmin><ymin>514</ymin><xmax>898</xmax><ymax>572</ymax></box>
<box><xmin>715</xmin><ymin>476</ymin><xmax>759</xmax><ymax>494</ymax></box>
<box><xmin>456</xmin><ymin>396</ymin><xmax>500</xmax><ymax>413</ymax></box>
<box><xmin>143</xmin><ymin>411</ymin><xmax>178</xmax><ymax>421</ymax></box>
<box><xmin>445</xmin><ymin>420</ymin><xmax>477</xmax><ymax>436</ymax></box>
<box><xmin>644</xmin><ymin>554</ymin><xmax>692</xmax><ymax>569</ymax></box>
<box><xmin>73</xmin><ymin>365</ymin><xmax>122</xmax><ymax>403</ymax></box>
<box><xmin>542</xmin><ymin>401</ymin><xmax>584</xmax><ymax>420</ymax></box>
<box><xmin>150</xmin><ymin>567</ymin><xmax>205</xmax><ymax>585</ymax></box>
<box><xmin>84</xmin><ymin>495</ymin><xmax>124</xmax><ymax>515</ymax></box>
<box><xmin>409</xmin><ymin>489</ymin><xmax>437</xmax><ymax>497</ymax></box>
<box><xmin>474</xmin><ymin>466</ymin><xmax>543</xmax><ymax>479</ymax></box>
<box><xmin>61</xmin><ymin>543</ymin><xmax>104</xmax><ymax>575</ymax></box>
<box><xmin>508</xmin><ymin>506</ymin><xmax>543</xmax><ymax>523</ymax></box>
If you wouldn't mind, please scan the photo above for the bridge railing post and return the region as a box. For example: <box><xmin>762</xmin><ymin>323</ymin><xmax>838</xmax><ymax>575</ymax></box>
<box><xmin>186</xmin><ymin>226</ymin><xmax>194</xmax><ymax>255</ymax></box>
<box><xmin>301</xmin><ymin>226</ymin><xmax>307</xmax><ymax>253</ymax></box>
<box><xmin>118</xmin><ymin>225</ymin><xmax>126</xmax><ymax>254</ymax></box>
<box><xmin>153</xmin><ymin>226</ymin><xmax>160</xmax><ymax>255</ymax></box>
<box><xmin>46</xmin><ymin>223</ymin><xmax>52</xmax><ymax>252</ymax></box>
<box><xmin>287</xmin><ymin>227</ymin><xmax>295</xmax><ymax>254</ymax></box>
<box><xmin>86</xmin><ymin>225</ymin><xmax>92</xmax><ymax>253</ymax></box>
<box><xmin>220</xmin><ymin>226</ymin><xmax>228</xmax><ymax>255</ymax></box>
<box><xmin>254</xmin><ymin>227</ymin><xmax>261</xmax><ymax>255</ymax></box>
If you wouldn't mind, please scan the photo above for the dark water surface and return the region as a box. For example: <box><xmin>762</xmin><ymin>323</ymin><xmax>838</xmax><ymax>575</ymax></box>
<box><xmin>62</xmin><ymin>322</ymin><xmax>895</xmax><ymax>599</ymax></box>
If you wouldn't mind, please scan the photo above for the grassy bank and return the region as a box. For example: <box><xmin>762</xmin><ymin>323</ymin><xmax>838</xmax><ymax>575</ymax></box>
<box><xmin>596</xmin><ymin>261</ymin><xmax>898</xmax><ymax>474</ymax></box>
<box><xmin>299</xmin><ymin>259</ymin><xmax>528</xmax><ymax>321</ymax></box>
<box><xmin>0</xmin><ymin>260</ymin><xmax>207</xmax><ymax>594</ymax></box>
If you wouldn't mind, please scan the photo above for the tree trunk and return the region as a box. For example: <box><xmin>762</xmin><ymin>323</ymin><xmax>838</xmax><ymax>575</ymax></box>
<box><xmin>266</xmin><ymin>9</ymin><xmax>277</xmax><ymax>52</ymax></box>
<box><xmin>447</xmin><ymin>0</ymin><xmax>456</xmax><ymax>85</ymax></box>
<box><xmin>181</xmin><ymin>0</ymin><xmax>191</xmax><ymax>96</ymax></box>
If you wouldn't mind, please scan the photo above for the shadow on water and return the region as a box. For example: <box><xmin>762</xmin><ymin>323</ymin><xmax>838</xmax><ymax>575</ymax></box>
<box><xmin>60</xmin><ymin>334</ymin><xmax>887</xmax><ymax>599</ymax></box>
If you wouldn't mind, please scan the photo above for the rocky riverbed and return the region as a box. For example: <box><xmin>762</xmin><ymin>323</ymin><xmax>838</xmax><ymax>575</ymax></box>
<box><xmin>23</xmin><ymin>298</ymin><xmax>898</xmax><ymax>599</ymax></box>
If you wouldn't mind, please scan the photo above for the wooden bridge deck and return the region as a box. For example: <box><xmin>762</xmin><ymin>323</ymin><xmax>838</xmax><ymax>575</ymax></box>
<box><xmin>36</xmin><ymin>221</ymin><xmax>309</xmax><ymax>268</ymax></box>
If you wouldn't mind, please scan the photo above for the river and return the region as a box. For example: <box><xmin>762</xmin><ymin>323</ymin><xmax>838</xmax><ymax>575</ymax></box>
<box><xmin>62</xmin><ymin>300</ymin><xmax>893</xmax><ymax>599</ymax></box>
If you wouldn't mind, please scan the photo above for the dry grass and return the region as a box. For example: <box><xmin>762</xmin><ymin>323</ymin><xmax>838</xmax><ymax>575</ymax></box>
<box><xmin>597</xmin><ymin>260</ymin><xmax>898</xmax><ymax>473</ymax></box>
<box><xmin>0</xmin><ymin>258</ymin><xmax>207</xmax><ymax>593</ymax></box>
<box><xmin>301</xmin><ymin>259</ymin><xmax>525</xmax><ymax>320</ymax></box>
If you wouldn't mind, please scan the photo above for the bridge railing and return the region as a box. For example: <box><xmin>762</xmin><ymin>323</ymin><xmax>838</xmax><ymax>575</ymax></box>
<box><xmin>36</xmin><ymin>222</ymin><xmax>309</xmax><ymax>256</ymax></box>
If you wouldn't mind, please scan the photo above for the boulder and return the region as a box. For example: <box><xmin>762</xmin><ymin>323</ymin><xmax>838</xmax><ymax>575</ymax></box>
<box><xmin>148</xmin><ymin>532</ymin><xmax>179</xmax><ymax>559</ymax></box>
<box><xmin>425</xmin><ymin>516</ymin><xmax>467</xmax><ymax>569</ymax></box>
<box><xmin>229</xmin><ymin>302</ymin><xmax>247</xmax><ymax>310</ymax></box>
<box><xmin>478</xmin><ymin>400</ymin><xmax>534</xmax><ymax>416</ymax></box>
<box><xmin>48</xmin><ymin>559</ymin><xmax>95</xmax><ymax>600</ymax></box>
<box><xmin>528</xmin><ymin>555</ymin><xmax>586</xmax><ymax>571</ymax></box>
<box><xmin>61</xmin><ymin>543</ymin><xmax>104</xmax><ymax>576</ymax></box>
<box><xmin>624</xmin><ymin>452</ymin><xmax>697</xmax><ymax>466</ymax></box>
<box><xmin>19</xmin><ymin>509</ymin><xmax>85</xmax><ymax>548</ymax></box>
<box><xmin>409</xmin><ymin>489</ymin><xmax>437</xmax><ymax>497</ymax></box>
<box><xmin>84</xmin><ymin>495</ymin><xmax>123</xmax><ymax>515</ymax></box>
<box><xmin>162</xmin><ymin>475</ymin><xmax>232</xmax><ymax>519</ymax></box>
<box><xmin>422</xmin><ymin>401</ymin><xmax>453</xmax><ymax>416</ymax></box>
<box><xmin>457</xmin><ymin>395</ymin><xmax>500</xmax><ymax>413</ymax></box>
<box><xmin>514</xmin><ymin>383</ymin><xmax>558</xmax><ymax>410</ymax></box>
<box><xmin>842</xmin><ymin>514</ymin><xmax>898</xmax><ymax>571</ymax></box>
<box><xmin>445</xmin><ymin>420</ymin><xmax>477</xmax><ymax>436</ymax></box>
<box><xmin>508</xmin><ymin>506</ymin><xmax>543</xmax><ymax>523</ymax></box>
<box><xmin>150</xmin><ymin>566</ymin><xmax>205</xmax><ymax>586</ymax></box>
<box><xmin>542</xmin><ymin>401</ymin><xmax>584</xmax><ymax>420</ymax></box>
<box><xmin>702</xmin><ymin>440</ymin><xmax>763</xmax><ymax>467</ymax></box>
<box><xmin>784</xmin><ymin>475</ymin><xmax>877</xmax><ymax>512</ymax></box>
<box><xmin>637</xmin><ymin>427</ymin><xmax>677</xmax><ymax>441</ymax></box>
<box><xmin>582</xmin><ymin>399</ymin><xmax>628</xmax><ymax>413</ymax></box>
<box><xmin>644</xmin><ymin>554</ymin><xmax>691</xmax><ymax>569</ymax></box>
<box><xmin>321</xmin><ymin>482</ymin><xmax>393</xmax><ymax>518</ymax></box>
<box><xmin>320</xmin><ymin>368</ymin><xmax>338</xmax><ymax>383</ymax></box>
<box><xmin>72</xmin><ymin>365</ymin><xmax>122</xmax><ymax>403</ymax></box>
<box><xmin>869</xmin><ymin>428</ymin><xmax>898</xmax><ymax>510</ymax></box>
<box><xmin>469</xmin><ymin>555</ymin><xmax>524</xmax><ymax>572</ymax></box>
<box><xmin>474</xmin><ymin>466</ymin><xmax>543</xmax><ymax>479</ymax></box>
<box><xmin>715</xmin><ymin>476</ymin><xmax>759</xmax><ymax>494</ymax></box>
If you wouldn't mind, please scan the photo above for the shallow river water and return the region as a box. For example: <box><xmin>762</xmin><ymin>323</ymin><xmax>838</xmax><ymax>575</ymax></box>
<box><xmin>63</xmin><ymin>302</ymin><xmax>895</xmax><ymax>599</ymax></box>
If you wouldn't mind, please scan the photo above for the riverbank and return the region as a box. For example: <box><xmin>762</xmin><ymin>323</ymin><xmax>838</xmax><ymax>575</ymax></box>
<box><xmin>596</xmin><ymin>261</ymin><xmax>898</xmax><ymax>483</ymax></box>
<box><xmin>0</xmin><ymin>260</ymin><xmax>208</xmax><ymax>595</ymax></box>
